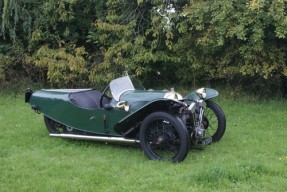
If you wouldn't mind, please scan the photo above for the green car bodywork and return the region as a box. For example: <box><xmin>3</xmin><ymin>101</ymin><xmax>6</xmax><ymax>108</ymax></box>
<box><xmin>26</xmin><ymin>76</ymin><xmax>218</xmax><ymax>137</ymax></box>
<box><xmin>28</xmin><ymin>89</ymin><xmax>128</xmax><ymax>136</ymax></box>
<box><xmin>25</xmin><ymin>75</ymin><xmax>226</xmax><ymax>163</ymax></box>
<box><xmin>29</xmin><ymin>89</ymin><xmax>218</xmax><ymax>136</ymax></box>
<box><xmin>185</xmin><ymin>88</ymin><xmax>219</xmax><ymax>102</ymax></box>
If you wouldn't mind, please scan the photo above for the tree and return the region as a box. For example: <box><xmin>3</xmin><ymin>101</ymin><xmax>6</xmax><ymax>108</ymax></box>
<box><xmin>173</xmin><ymin>0</ymin><xmax>287</xmax><ymax>86</ymax></box>
<box><xmin>1</xmin><ymin>0</ymin><xmax>106</xmax><ymax>87</ymax></box>
<box><xmin>1</xmin><ymin>0</ymin><xmax>287</xmax><ymax>95</ymax></box>
<box><xmin>87</xmin><ymin>0</ymin><xmax>186</xmax><ymax>86</ymax></box>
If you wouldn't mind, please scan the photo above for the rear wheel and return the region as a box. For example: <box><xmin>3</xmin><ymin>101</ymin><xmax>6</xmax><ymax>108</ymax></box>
<box><xmin>139</xmin><ymin>112</ymin><xmax>190</xmax><ymax>163</ymax></box>
<box><xmin>44</xmin><ymin>116</ymin><xmax>67</xmax><ymax>133</ymax></box>
<box><xmin>203</xmin><ymin>100</ymin><xmax>226</xmax><ymax>142</ymax></box>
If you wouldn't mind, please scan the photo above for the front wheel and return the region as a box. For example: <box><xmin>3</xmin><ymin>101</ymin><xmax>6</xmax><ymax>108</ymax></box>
<box><xmin>139</xmin><ymin>112</ymin><xmax>190</xmax><ymax>163</ymax></box>
<box><xmin>203</xmin><ymin>100</ymin><xmax>226</xmax><ymax>142</ymax></box>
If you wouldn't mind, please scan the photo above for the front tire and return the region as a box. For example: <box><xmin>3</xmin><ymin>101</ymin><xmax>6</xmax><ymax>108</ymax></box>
<box><xmin>204</xmin><ymin>100</ymin><xmax>226</xmax><ymax>142</ymax></box>
<box><xmin>139</xmin><ymin>112</ymin><xmax>190</xmax><ymax>163</ymax></box>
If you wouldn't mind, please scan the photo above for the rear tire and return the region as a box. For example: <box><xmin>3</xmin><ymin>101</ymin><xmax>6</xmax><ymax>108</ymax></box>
<box><xmin>44</xmin><ymin>116</ymin><xmax>67</xmax><ymax>133</ymax></box>
<box><xmin>139</xmin><ymin>112</ymin><xmax>190</xmax><ymax>163</ymax></box>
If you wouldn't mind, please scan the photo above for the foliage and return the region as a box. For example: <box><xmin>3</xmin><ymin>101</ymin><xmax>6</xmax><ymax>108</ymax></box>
<box><xmin>30</xmin><ymin>44</ymin><xmax>88</xmax><ymax>87</ymax></box>
<box><xmin>1</xmin><ymin>0</ymin><xmax>287</xmax><ymax>93</ymax></box>
<box><xmin>0</xmin><ymin>0</ymin><xmax>105</xmax><ymax>87</ymax></box>
<box><xmin>174</xmin><ymin>0</ymin><xmax>287</xmax><ymax>82</ymax></box>
<box><xmin>87</xmin><ymin>0</ymin><xmax>184</xmax><ymax>85</ymax></box>
<box><xmin>88</xmin><ymin>0</ymin><xmax>287</xmax><ymax>90</ymax></box>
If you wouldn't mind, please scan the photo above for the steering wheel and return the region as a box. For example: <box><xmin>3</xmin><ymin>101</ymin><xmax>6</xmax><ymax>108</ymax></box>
<box><xmin>100</xmin><ymin>85</ymin><xmax>112</xmax><ymax>108</ymax></box>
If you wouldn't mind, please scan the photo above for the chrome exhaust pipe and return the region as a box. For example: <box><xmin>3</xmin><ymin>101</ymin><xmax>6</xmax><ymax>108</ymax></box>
<box><xmin>50</xmin><ymin>133</ymin><xmax>140</xmax><ymax>144</ymax></box>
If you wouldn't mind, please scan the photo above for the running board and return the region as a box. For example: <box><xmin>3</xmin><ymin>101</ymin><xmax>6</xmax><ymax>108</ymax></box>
<box><xmin>50</xmin><ymin>133</ymin><xmax>140</xmax><ymax>144</ymax></box>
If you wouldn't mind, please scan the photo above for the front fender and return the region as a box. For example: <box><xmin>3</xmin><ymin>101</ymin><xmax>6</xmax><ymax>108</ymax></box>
<box><xmin>114</xmin><ymin>99</ymin><xmax>184</xmax><ymax>135</ymax></box>
<box><xmin>185</xmin><ymin>88</ymin><xmax>219</xmax><ymax>101</ymax></box>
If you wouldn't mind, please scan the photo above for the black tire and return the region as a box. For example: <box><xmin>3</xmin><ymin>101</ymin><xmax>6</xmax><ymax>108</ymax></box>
<box><xmin>203</xmin><ymin>100</ymin><xmax>226</xmax><ymax>142</ymax></box>
<box><xmin>44</xmin><ymin>116</ymin><xmax>67</xmax><ymax>133</ymax></box>
<box><xmin>139</xmin><ymin>112</ymin><xmax>190</xmax><ymax>163</ymax></box>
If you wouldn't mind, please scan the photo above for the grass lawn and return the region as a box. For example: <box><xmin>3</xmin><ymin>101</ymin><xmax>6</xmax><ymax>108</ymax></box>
<box><xmin>0</xmin><ymin>91</ymin><xmax>286</xmax><ymax>191</ymax></box>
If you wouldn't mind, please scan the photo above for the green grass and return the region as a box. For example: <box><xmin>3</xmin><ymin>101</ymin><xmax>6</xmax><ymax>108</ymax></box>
<box><xmin>0</xmin><ymin>92</ymin><xmax>286</xmax><ymax>191</ymax></box>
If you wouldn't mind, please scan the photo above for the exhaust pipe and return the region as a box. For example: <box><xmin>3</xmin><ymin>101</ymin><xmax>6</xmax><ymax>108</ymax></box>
<box><xmin>50</xmin><ymin>133</ymin><xmax>140</xmax><ymax>144</ymax></box>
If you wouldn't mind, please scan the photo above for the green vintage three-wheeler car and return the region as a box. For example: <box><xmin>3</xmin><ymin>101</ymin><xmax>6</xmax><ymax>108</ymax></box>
<box><xmin>25</xmin><ymin>75</ymin><xmax>226</xmax><ymax>162</ymax></box>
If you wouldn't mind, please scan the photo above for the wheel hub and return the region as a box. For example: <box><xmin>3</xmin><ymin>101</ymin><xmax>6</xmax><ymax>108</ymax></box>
<box><xmin>156</xmin><ymin>136</ymin><xmax>164</xmax><ymax>144</ymax></box>
<box><xmin>155</xmin><ymin>131</ymin><xmax>176</xmax><ymax>146</ymax></box>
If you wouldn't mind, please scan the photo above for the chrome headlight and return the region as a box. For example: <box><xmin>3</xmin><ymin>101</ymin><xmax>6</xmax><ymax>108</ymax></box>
<box><xmin>116</xmin><ymin>101</ymin><xmax>129</xmax><ymax>112</ymax></box>
<box><xmin>164</xmin><ymin>90</ymin><xmax>183</xmax><ymax>100</ymax></box>
<box><xmin>196</xmin><ymin>88</ymin><xmax>207</xmax><ymax>99</ymax></box>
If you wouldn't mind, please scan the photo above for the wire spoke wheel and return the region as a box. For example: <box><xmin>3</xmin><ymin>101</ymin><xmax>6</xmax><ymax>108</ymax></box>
<box><xmin>140</xmin><ymin>112</ymin><xmax>190</xmax><ymax>162</ymax></box>
<box><xmin>146</xmin><ymin>120</ymin><xmax>181</xmax><ymax>159</ymax></box>
<box><xmin>203</xmin><ymin>100</ymin><xmax>226</xmax><ymax>142</ymax></box>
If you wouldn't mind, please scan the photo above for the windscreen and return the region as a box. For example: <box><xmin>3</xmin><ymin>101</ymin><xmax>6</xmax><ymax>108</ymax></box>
<box><xmin>109</xmin><ymin>76</ymin><xmax>135</xmax><ymax>101</ymax></box>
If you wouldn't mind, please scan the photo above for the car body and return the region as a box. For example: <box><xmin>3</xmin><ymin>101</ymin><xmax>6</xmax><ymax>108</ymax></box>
<box><xmin>25</xmin><ymin>75</ymin><xmax>226</xmax><ymax>162</ymax></box>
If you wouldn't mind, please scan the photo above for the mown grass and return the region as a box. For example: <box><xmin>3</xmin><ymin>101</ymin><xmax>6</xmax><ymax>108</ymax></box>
<box><xmin>0</xmin><ymin>91</ymin><xmax>286</xmax><ymax>191</ymax></box>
